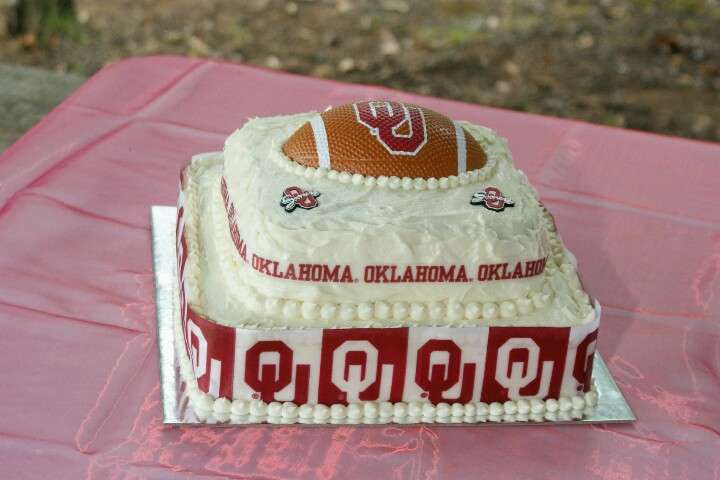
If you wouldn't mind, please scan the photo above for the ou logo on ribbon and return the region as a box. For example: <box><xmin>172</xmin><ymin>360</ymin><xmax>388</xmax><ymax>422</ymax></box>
<box><xmin>244</xmin><ymin>341</ymin><xmax>310</xmax><ymax>403</ymax></box>
<box><xmin>354</xmin><ymin>101</ymin><xmax>428</xmax><ymax>155</ymax></box>
<box><xmin>495</xmin><ymin>338</ymin><xmax>553</xmax><ymax>400</ymax></box>
<box><xmin>572</xmin><ymin>331</ymin><xmax>598</xmax><ymax>392</ymax></box>
<box><xmin>186</xmin><ymin>320</ymin><xmax>208</xmax><ymax>379</ymax></box>
<box><xmin>330</xmin><ymin>340</ymin><xmax>395</xmax><ymax>403</ymax></box>
<box><xmin>414</xmin><ymin>340</ymin><xmax>476</xmax><ymax>404</ymax></box>
<box><xmin>185</xmin><ymin>318</ymin><xmax>227</xmax><ymax>398</ymax></box>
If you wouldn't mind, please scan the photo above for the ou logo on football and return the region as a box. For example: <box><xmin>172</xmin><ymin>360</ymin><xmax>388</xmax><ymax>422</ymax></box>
<box><xmin>354</xmin><ymin>101</ymin><xmax>427</xmax><ymax>155</ymax></box>
<box><xmin>495</xmin><ymin>338</ymin><xmax>554</xmax><ymax>400</ymax></box>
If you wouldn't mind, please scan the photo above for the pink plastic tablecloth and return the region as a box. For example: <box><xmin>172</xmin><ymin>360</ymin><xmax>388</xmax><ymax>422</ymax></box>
<box><xmin>0</xmin><ymin>56</ymin><xmax>718</xmax><ymax>479</ymax></box>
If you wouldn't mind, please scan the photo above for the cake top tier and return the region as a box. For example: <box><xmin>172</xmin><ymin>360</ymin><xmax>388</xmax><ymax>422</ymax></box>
<box><xmin>282</xmin><ymin>101</ymin><xmax>487</xmax><ymax>180</ymax></box>
<box><xmin>217</xmin><ymin>107</ymin><xmax>556</xmax><ymax>311</ymax></box>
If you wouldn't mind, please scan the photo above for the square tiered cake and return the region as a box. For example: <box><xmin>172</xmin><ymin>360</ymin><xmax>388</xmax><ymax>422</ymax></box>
<box><xmin>175</xmin><ymin>100</ymin><xmax>599</xmax><ymax>423</ymax></box>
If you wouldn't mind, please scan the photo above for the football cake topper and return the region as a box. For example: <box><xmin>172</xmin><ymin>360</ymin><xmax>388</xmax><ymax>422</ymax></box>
<box><xmin>282</xmin><ymin>101</ymin><xmax>487</xmax><ymax>179</ymax></box>
<box><xmin>281</xmin><ymin>186</ymin><xmax>321</xmax><ymax>212</ymax></box>
<box><xmin>471</xmin><ymin>187</ymin><xmax>515</xmax><ymax>211</ymax></box>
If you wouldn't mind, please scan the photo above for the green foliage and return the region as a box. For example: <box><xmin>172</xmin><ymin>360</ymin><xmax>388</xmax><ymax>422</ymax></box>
<box><xmin>38</xmin><ymin>1</ymin><xmax>79</xmax><ymax>41</ymax></box>
<box><xmin>12</xmin><ymin>0</ymin><xmax>81</xmax><ymax>41</ymax></box>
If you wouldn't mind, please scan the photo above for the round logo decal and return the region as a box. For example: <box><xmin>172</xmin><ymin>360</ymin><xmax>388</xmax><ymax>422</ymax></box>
<box><xmin>281</xmin><ymin>186</ymin><xmax>321</xmax><ymax>212</ymax></box>
<box><xmin>471</xmin><ymin>187</ymin><xmax>515</xmax><ymax>212</ymax></box>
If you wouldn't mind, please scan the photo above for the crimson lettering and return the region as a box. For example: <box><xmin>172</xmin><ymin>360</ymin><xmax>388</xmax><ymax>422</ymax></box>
<box><xmin>511</xmin><ymin>262</ymin><xmax>524</xmax><ymax>279</ymax></box>
<box><xmin>487</xmin><ymin>264</ymin><xmax>501</xmax><ymax>280</ymax></box>
<box><xmin>340</xmin><ymin>266</ymin><xmax>354</xmax><ymax>282</ymax></box>
<box><xmin>416</xmin><ymin>266</ymin><xmax>428</xmax><ymax>282</ymax></box>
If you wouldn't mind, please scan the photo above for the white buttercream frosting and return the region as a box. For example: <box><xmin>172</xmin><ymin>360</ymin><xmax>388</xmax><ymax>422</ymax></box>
<box><xmin>179</xmin><ymin>112</ymin><xmax>595</xmax><ymax>329</ymax></box>
<box><xmin>182</xmin><ymin>153</ymin><xmax>594</xmax><ymax>328</ymax></box>
<box><xmin>219</xmin><ymin>114</ymin><xmax>551</xmax><ymax>305</ymax></box>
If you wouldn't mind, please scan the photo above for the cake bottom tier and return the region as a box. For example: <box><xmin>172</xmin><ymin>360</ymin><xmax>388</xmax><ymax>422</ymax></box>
<box><xmin>175</xmin><ymin>228</ymin><xmax>601</xmax><ymax>423</ymax></box>
<box><xmin>175</xmin><ymin>300</ymin><xmax>600</xmax><ymax>424</ymax></box>
<box><xmin>178</xmin><ymin>297</ymin><xmax>599</xmax><ymax>401</ymax></box>
<box><xmin>175</xmin><ymin>151</ymin><xmax>601</xmax><ymax>422</ymax></box>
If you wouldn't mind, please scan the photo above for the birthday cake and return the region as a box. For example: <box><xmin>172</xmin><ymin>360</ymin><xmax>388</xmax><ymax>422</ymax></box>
<box><xmin>175</xmin><ymin>100</ymin><xmax>600</xmax><ymax>423</ymax></box>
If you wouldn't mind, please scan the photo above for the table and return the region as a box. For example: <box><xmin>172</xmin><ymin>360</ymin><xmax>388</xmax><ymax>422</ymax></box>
<box><xmin>0</xmin><ymin>56</ymin><xmax>717</xmax><ymax>479</ymax></box>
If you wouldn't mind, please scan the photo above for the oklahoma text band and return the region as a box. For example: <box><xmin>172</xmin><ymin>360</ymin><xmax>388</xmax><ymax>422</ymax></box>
<box><xmin>221</xmin><ymin>176</ymin><xmax>548</xmax><ymax>285</ymax></box>
<box><xmin>179</xmin><ymin>176</ymin><xmax>599</xmax><ymax>406</ymax></box>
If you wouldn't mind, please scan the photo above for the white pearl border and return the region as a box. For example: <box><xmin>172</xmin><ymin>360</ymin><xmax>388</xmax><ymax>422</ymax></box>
<box><xmin>181</xmin><ymin>158</ymin><xmax>594</xmax><ymax>329</ymax></box>
<box><xmin>193</xmin><ymin>393</ymin><xmax>599</xmax><ymax>425</ymax></box>
<box><xmin>181</xmin><ymin>161</ymin><xmax>204</xmax><ymax>308</ymax></box>
<box><xmin>274</xmin><ymin>156</ymin><xmax>498</xmax><ymax>191</ymax></box>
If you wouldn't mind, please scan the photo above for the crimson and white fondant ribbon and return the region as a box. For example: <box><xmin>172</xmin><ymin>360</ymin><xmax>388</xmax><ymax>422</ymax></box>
<box><xmin>180</xmin><ymin>303</ymin><xmax>598</xmax><ymax>405</ymax></box>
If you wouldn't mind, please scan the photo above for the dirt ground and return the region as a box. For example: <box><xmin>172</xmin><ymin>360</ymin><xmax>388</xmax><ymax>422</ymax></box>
<box><xmin>2</xmin><ymin>0</ymin><xmax>719</xmax><ymax>142</ymax></box>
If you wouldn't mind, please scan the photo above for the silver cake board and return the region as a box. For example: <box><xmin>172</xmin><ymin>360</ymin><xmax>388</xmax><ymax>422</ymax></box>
<box><xmin>152</xmin><ymin>206</ymin><xmax>635</xmax><ymax>427</ymax></box>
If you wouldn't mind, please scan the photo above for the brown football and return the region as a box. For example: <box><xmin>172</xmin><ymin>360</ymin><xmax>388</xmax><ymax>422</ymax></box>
<box><xmin>282</xmin><ymin>101</ymin><xmax>487</xmax><ymax>179</ymax></box>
